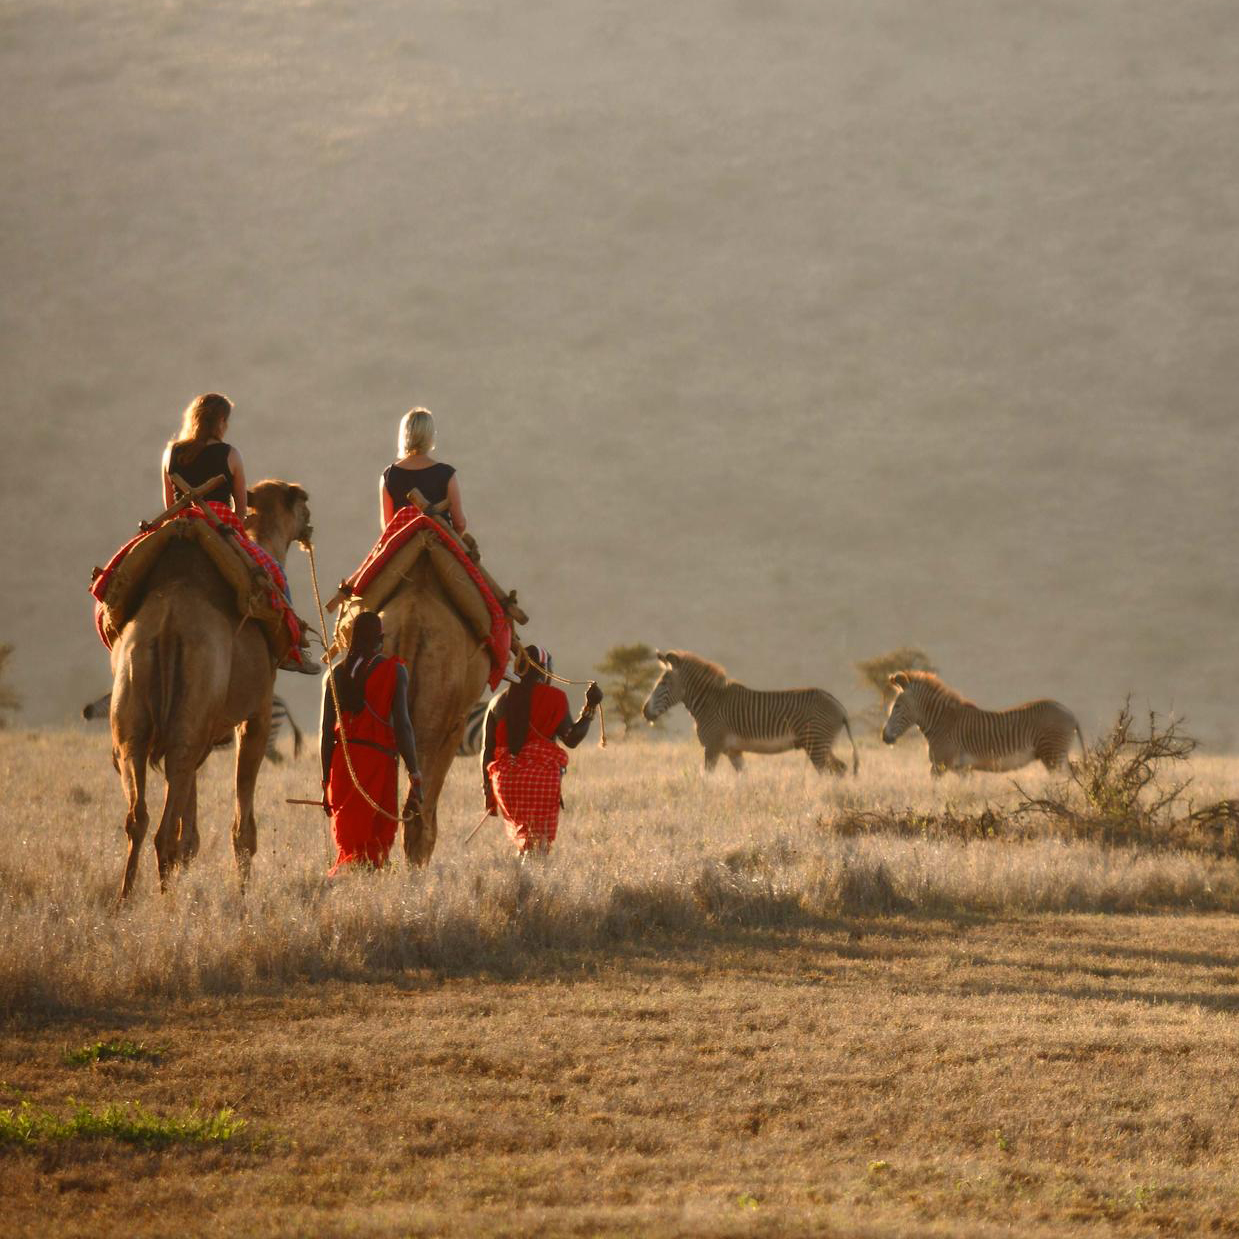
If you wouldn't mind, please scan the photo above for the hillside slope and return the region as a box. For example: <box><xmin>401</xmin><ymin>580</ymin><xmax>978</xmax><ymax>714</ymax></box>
<box><xmin>2</xmin><ymin>0</ymin><xmax>1236</xmax><ymax>740</ymax></box>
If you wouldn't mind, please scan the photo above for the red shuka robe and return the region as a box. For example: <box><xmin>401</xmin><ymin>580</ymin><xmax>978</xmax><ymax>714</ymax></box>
<box><xmin>487</xmin><ymin>684</ymin><xmax>570</xmax><ymax>854</ymax></box>
<box><xmin>327</xmin><ymin>655</ymin><xmax>404</xmax><ymax>874</ymax></box>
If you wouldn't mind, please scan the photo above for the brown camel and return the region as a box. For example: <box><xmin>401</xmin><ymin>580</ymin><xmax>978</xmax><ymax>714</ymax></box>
<box><xmin>379</xmin><ymin>554</ymin><xmax>493</xmax><ymax>865</ymax></box>
<box><xmin>110</xmin><ymin>481</ymin><xmax>312</xmax><ymax>900</ymax></box>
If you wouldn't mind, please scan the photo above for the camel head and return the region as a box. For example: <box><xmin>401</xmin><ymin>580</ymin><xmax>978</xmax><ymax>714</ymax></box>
<box><xmin>244</xmin><ymin>481</ymin><xmax>312</xmax><ymax>562</ymax></box>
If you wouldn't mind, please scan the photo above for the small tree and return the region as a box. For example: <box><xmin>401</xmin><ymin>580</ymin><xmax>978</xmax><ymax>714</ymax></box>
<box><xmin>854</xmin><ymin>646</ymin><xmax>936</xmax><ymax>727</ymax></box>
<box><xmin>595</xmin><ymin>643</ymin><xmax>662</xmax><ymax>738</ymax></box>
<box><xmin>0</xmin><ymin>643</ymin><xmax>20</xmax><ymax>729</ymax></box>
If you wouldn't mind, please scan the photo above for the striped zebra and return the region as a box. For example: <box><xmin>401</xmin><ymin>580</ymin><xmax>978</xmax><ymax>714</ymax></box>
<box><xmin>642</xmin><ymin>650</ymin><xmax>858</xmax><ymax>775</ymax></box>
<box><xmin>882</xmin><ymin>671</ymin><xmax>1084</xmax><ymax>774</ymax></box>
<box><xmin>455</xmin><ymin>697</ymin><xmax>491</xmax><ymax>758</ymax></box>
<box><xmin>81</xmin><ymin>692</ymin><xmax>304</xmax><ymax>763</ymax></box>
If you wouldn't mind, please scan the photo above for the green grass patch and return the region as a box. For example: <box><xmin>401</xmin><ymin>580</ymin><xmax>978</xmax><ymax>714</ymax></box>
<box><xmin>64</xmin><ymin>1039</ymin><xmax>165</xmax><ymax>1067</ymax></box>
<box><xmin>0</xmin><ymin>1099</ymin><xmax>245</xmax><ymax>1147</ymax></box>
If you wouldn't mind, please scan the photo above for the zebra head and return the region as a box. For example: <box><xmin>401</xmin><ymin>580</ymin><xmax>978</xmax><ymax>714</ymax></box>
<box><xmin>642</xmin><ymin>652</ymin><xmax>683</xmax><ymax>723</ymax></box>
<box><xmin>882</xmin><ymin>672</ymin><xmax>920</xmax><ymax>744</ymax></box>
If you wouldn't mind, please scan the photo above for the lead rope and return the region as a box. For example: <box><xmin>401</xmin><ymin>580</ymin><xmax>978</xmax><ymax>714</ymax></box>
<box><xmin>512</xmin><ymin>644</ymin><xmax>607</xmax><ymax>748</ymax></box>
<box><xmin>304</xmin><ymin>539</ymin><xmax>420</xmax><ymax>823</ymax></box>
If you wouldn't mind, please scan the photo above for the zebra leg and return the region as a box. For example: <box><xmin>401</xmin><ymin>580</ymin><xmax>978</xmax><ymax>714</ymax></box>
<box><xmin>726</xmin><ymin>751</ymin><xmax>744</xmax><ymax>773</ymax></box>
<box><xmin>702</xmin><ymin>745</ymin><xmax>723</xmax><ymax>772</ymax></box>
<box><xmin>1035</xmin><ymin>737</ymin><xmax>1067</xmax><ymax>771</ymax></box>
<box><xmin>807</xmin><ymin>744</ymin><xmax>846</xmax><ymax>776</ymax></box>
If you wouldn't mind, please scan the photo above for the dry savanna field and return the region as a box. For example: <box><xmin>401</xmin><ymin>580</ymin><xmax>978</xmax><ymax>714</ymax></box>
<box><xmin>3</xmin><ymin>724</ymin><xmax>1239</xmax><ymax>1236</ymax></box>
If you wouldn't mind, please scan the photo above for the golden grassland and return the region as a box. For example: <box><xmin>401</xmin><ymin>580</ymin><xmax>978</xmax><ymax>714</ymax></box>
<box><xmin>3</xmin><ymin>729</ymin><xmax>1239</xmax><ymax>1236</ymax></box>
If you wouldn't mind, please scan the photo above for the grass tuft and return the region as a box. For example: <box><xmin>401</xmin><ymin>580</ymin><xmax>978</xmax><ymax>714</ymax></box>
<box><xmin>0</xmin><ymin>1099</ymin><xmax>245</xmax><ymax>1147</ymax></box>
<box><xmin>64</xmin><ymin>1039</ymin><xmax>164</xmax><ymax>1066</ymax></box>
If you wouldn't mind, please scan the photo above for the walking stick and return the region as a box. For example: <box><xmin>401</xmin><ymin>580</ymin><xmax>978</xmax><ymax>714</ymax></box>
<box><xmin>286</xmin><ymin>798</ymin><xmax>326</xmax><ymax>807</ymax></box>
<box><xmin>463</xmin><ymin>808</ymin><xmax>494</xmax><ymax>846</ymax></box>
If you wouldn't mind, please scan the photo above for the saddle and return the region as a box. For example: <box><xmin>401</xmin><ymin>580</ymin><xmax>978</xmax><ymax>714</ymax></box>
<box><xmin>330</xmin><ymin>491</ymin><xmax>527</xmax><ymax>654</ymax></box>
<box><xmin>91</xmin><ymin>475</ymin><xmax>298</xmax><ymax>665</ymax></box>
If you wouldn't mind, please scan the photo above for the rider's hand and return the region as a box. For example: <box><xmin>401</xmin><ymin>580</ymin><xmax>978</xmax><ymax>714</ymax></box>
<box><xmin>585</xmin><ymin>681</ymin><xmax>604</xmax><ymax>709</ymax></box>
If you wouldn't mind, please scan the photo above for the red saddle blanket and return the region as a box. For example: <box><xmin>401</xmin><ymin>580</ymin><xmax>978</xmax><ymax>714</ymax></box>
<box><xmin>341</xmin><ymin>506</ymin><xmax>512</xmax><ymax>689</ymax></box>
<box><xmin>90</xmin><ymin>503</ymin><xmax>302</xmax><ymax>654</ymax></box>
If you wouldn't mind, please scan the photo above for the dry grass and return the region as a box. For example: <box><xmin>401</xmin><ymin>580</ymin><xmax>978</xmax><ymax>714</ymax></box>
<box><xmin>2</xmin><ymin>730</ymin><xmax>1238</xmax><ymax>1015</ymax></box>
<box><xmin>4</xmin><ymin>729</ymin><xmax>1239</xmax><ymax>1235</ymax></box>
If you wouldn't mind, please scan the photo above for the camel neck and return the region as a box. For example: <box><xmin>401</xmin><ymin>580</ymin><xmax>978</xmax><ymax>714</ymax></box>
<box><xmin>245</xmin><ymin>513</ymin><xmax>293</xmax><ymax>566</ymax></box>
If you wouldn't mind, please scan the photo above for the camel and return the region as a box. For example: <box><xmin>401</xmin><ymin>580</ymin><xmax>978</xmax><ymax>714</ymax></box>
<box><xmin>379</xmin><ymin>553</ymin><xmax>493</xmax><ymax>865</ymax></box>
<box><xmin>110</xmin><ymin>481</ymin><xmax>312</xmax><ymax>900</ymax></box>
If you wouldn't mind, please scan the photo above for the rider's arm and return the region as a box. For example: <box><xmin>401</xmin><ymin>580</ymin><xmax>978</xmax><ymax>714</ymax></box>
<box><xmin>229</xmin><ymin>447</ymin><xmax>248</xmax><ymax>516</ymax></box>
<box><xmin>446</xmin><ymin>474</ymin><xmax>466</xmax><ymax>534</ymax></box>
<box><xmin>555</xmin><ymin>682</ymin><xmax>604</xmax><ymax>750</ymax></box>
<box><xmin>161</xmin><ymin>446</ymin><xmax>176</xmax><ymax>508</ymax></box>
<box><xmin>319</xmin><ymin>672</ymin><xmax>337</xmax><ymax>790</ymax></box>
<box><xmin>380</xmin><ymin>477</ymin><xmax>395</xmax><ymax>531</ymax></box>
<box><xmin>391</xmin><ymin>665</ymin><xmax>421</xmax><ymax>785</ymax></box>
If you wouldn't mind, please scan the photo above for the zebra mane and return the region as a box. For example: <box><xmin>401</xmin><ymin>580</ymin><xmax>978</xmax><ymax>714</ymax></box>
<box><xmin>904</xmin><ymin>671</ymin><xmax>974</xmax><ymax>708</ymax></box>
<box><xmin>666</xmin><ymin>650</ymin><xmax>729</xmax><ymax>686</ymax></box>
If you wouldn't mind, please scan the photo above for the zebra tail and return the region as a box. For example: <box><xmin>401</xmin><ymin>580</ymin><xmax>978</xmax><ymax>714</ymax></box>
<box><xmin>1074</xmin><ymin>721</ymin><xmax>1087</xmax><ymax>759</ymax></box>
<box><xmin>843</xmin><ymin>713</ymin><xmax>860</xmax><ymax>775</ymax></box>
<box><xmin>287</xmin><ymin>708</ymin><xmax>305</xmax><ymax>759</ymax></box>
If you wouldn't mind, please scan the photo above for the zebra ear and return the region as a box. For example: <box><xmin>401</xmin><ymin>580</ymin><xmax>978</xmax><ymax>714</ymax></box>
<box><xmin>889</xmin><ymin>672</ymin><xmax>910</xmax><ymax>689</ymax></box>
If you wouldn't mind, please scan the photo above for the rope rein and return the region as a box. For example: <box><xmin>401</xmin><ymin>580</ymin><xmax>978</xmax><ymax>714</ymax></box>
<box><xmin>512</xmin><ymin>645</ymin><xmax>607</xmax><ymax>748</ymax></box>
<box><xmin>305</xmin><ymin>539</ymin><xmax>420</xmax><ymax>824</ymax></box>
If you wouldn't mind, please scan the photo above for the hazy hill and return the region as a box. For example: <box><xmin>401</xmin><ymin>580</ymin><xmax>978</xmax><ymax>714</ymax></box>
<box><xmin>2</xmin><ymin>0</ymin><xmax>1237</xmax><ymax>743</ymax></box>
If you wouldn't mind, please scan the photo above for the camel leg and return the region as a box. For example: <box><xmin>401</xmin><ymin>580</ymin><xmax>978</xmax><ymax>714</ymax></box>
<box><xmin>117</xmin><ymin>744</ymin><xmax>150</xmax><ymax>902</ymax></box>
<box><xmin>178</xmin><ymin>778</ymin><xmax>200</xmax><ymax>866</ymax></box>
<box><xmin>232</xmin><ymin>714</ymin><xmax>270</xmax><ymax>885</ymax></box>
<box><xmin>154</xmin><ymin>748</ymin><xmax>197</xmax><ymax>892</ymax></box>
<box><xmin>404</xmin><ymin>746</ymin><xmax>450</xmax><ymax>867</ymax></box>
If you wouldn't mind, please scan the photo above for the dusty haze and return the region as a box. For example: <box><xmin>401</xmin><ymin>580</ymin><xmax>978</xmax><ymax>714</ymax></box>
<box><xmin>2</xmin><ymin>0</ymin><xmax>1236</xmax><ymax>742</ymax></box>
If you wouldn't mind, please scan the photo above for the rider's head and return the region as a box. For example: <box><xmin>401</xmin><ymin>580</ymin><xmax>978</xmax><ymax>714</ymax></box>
<box><xmin>177</xmin><ymin>393</ymin><xmax>233</xmax><ymax>444</ymax></box>
<box><xmin>349</xmin><ymin>610</ymin><xmax>384</xmax><ymax>658</ymax></box>
<box><xmin>398</xmin><ymin>407</ymin><xmax>435</xmax><ymax>457</ymax></box>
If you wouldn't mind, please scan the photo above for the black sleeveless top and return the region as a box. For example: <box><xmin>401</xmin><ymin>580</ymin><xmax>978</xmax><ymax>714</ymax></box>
<box><xmin>383</xmin><ymin>461</ymin><xmax>455</xmax><ymax>512</ymax></box>
<box><xmin>169</xmin><ymin>441</ymin><xmax>235</xmax><ymax>507</ymax></box>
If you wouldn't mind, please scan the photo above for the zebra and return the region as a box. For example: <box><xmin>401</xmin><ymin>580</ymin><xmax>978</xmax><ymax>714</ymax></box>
<box><xmin>81</xmin><ymin>692</ymin><xmax>304</xmax><ymax>763</ymax></box>
<box><xmin>642</xmin><ymin>649</ymin><xmax>859</xmax><ymax>775</ymax></box>
<box><xmin>455</xmin><ymin>697</ymin><xmax>492</xmax><ymax>758</ymax></box>
<box><xmin>881</xmin><ymin>670</ymin><xmax>1084</xmax><ymax>775</ymax></box>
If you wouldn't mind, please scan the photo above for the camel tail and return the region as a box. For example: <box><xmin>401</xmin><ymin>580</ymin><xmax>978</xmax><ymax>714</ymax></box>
<box><xmin>148</xmin><ymin>632</ymin><xmax>181</xmax><ymax>769</ymax></box>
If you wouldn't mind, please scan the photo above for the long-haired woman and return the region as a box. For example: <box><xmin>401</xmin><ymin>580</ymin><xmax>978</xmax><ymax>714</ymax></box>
<box><xmin>160</xmin><ymin>392</ymin><xmax>316</xmax><ymax>675</ymax></box>
<box><xmin>380</xmin><ymin>407</ymin><xmax>467</xmax><ymax>532</ymax></box>
<box><xmin>161</xmin><ymin>392</ymin><xmax>248</xmax><ymax>513</ymax></box>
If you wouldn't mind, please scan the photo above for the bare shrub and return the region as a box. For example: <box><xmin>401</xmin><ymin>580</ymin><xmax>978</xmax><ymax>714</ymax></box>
<box><xmin>1014</xmin><ymin>701</ymin><xmax>1239</xmax><ymax>854</ymax></box>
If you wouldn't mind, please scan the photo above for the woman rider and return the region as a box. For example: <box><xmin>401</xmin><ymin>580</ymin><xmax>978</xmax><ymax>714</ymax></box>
<box><xmin>480</xmin><ymin>645</ymin><xmax>604</xmax><ymax>856</ymax></box>
<box><xmin>162</xmin><ymin>392</ymin><xmax>315</xmax><ymax>674</ymax></box>
<box><xmin>380</xmin><ymin>407</ymin><xmax>467</xmax><ymax>532</ymax></box>
<box><xmin>162</xmin><ymin>392</ymin><xmax>247</xmax><ymax>513</ymax></box>
<box><xmin>319</xmin><ymin>610</ymin><xmax>422</xmax><ymax>874</ymax></box>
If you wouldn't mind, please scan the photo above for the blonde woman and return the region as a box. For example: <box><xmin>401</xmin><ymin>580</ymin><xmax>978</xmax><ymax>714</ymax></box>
<box><xmin>380</xmin><ymin>407</ymin><xmax>467</xmax><ymax>532</ymax></box>
<box><xmin>161</xmin><ymin>392</ymin><xmax>248</xmax><ymax>512</ymax></box>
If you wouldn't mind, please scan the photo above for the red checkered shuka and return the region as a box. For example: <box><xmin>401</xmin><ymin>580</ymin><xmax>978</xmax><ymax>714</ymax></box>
<box><xmin>486</xmin><ymin>684</ymin><xmax>570</xmax><ymax>854</ymax></box>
